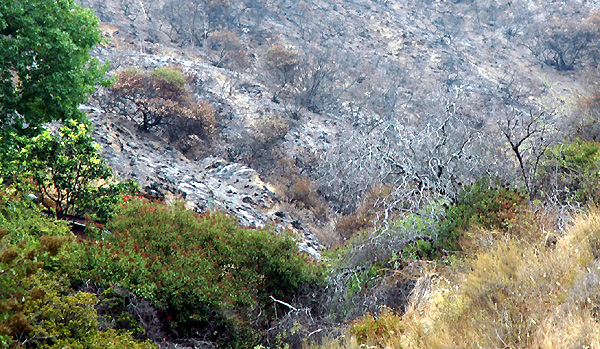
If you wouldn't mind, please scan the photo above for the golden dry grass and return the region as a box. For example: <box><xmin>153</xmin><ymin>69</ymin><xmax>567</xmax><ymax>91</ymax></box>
<box><xmin>314</xmin><ymin>208</ymin><xmax>600</xmax><ymax>348</ymax></box>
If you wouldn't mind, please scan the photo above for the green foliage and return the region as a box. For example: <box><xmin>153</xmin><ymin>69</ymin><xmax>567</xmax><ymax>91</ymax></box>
<box><xmin>390</xmin><ymin>203</ymin><xmax>444</xmax><ymax>260</ymax></box>
<box><xmin>45</xmin><ymin>329</ymin><xmax>156</xmax><ymax>349</ymax></box>
<box><xmin>67</xmin><ymin>198</ymin><xmax>322</xmax><ymax>347</ymax></box>
<box><xmin>28</xmin><ymin>289</ymin><xmax>100</xmax><ymax>342</ymax></box>
<box><xmin>150</xmin><ymin>67</ymin><xmax>187</xmax><ymax>89</ymax></box>
<box><xmin>14</xmin><ymin>121</ymin><xmax>138</xmax><ymax>222</ymax></box>
<box><xmin>96</xmin><ymin>286</ymin><xmax>148</xmax><ymax>339</ymax></box>
<box><xmin>436</xmin><ymin>178</ymin><xmax>526</xmax><ymax>252</ymax></box>
<box><xmin>349</xmin><ymin>308</ymin><xmax>403</xmax><ymax>347</ymax></box>
<box><xmin>333</xmin><ymin>199</ymin><xmax>445</xmax><ymax>269</ymax></box>
<box><xmin>0</xmin><ymin>9</ymin><xmax>139</xmax><ymax>217</ymax></box>
<box><xmin>0</xmin><ymin>187</ymin><xmax>73</xmax><ymax>242</ymax></box>
<box><xmin>0</xmin><ymin>230</ymin><xmax>47</xmax><ymax>347</ymax></box>
<box><xmin>401</xmin><ymin>239</ymin><xmax>435</xmax><ymax>260</ymax></box>
<box><xmin>0</xmin><ymin>188</ymin><xmax>153</xmax><ymax>348</ymax></box>
<box><xmin>538</xmin><ymin>139</ymin><xmax>600</xmax><ymax>204</ymax></box>
<box><xmin>0</xmin><ymin>0</ymin><xmax>108</xmax><ymax>136</ymax></box>
<box><xmin>20</xmin><ymin>276</ymin><xmax>156</xmax><ymax>349</ymax></box>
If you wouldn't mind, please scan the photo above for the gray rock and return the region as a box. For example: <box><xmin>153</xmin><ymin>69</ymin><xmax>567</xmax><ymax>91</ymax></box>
<box><xmin>89</xmin><ymin>111</ymin><xmax>322</xmax><ymax>259</ymax></box>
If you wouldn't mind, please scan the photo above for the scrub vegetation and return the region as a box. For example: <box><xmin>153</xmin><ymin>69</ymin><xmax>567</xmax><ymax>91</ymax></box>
<box><xmin>3</xmin><ymin>0</ymin><xmax>600</xmax><ymax>348</ymax></box>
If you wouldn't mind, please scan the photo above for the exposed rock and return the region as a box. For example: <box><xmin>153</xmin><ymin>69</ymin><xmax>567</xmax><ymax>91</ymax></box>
<box><xmin>88</xmin><ymin>110</ymin><xmax>322</xmax><ymax>259</ymax></box>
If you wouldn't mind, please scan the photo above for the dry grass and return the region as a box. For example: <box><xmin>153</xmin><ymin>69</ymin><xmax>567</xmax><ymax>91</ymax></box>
<box><xmin>314</xmin><ymin>208</ymin><xmax>600</xmax><ymax>348</ymax></box>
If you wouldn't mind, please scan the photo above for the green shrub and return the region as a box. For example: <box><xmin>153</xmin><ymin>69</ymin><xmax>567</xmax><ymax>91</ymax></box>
<box><xmin>0</xmin><ymin>230</ymin><xmax>48</xmax><ymax>347</ymax></box>
<box><xmin>46</xmin><ymin>329</ymin><xmax>156</xmax><ymax>349</ymax></box>
<box><xmin>67</xmin><ymin>198</ymin><xmax>322</xmax><ymax>347</ymax></box>
<box><xmin>436</xmin><ymin>178</ymin><xmax>526</xmax><ymax>253</ymax></box>
<box><xmin>0</xmin><ymin>187</ymin><xmax>153</xmax><ymax>348</ymax></box>
<box><xmin>401</xmin><ymin>238</ymin><xmax>435</xmax><ymax>260</ymax></box>
<box><xmin>150</xmin><ymin>67</ymin><xmax>187</xmax><ymax>89</ymax></box>
<box><xmin>0</xmin><ymin>187</ymin><xmax>73</xmax><ymax>241</ymax></box>
<box><xmin>22</xmin><ymin>283</ymin><xmax>156</xmax><ymax>349</ymax></box>
<box><xmin>538</xmin><ymin>139</ymin><xmax>600</xmax><ymax>204</ymax></box>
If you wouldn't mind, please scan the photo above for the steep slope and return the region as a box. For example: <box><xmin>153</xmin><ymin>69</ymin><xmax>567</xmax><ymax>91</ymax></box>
<box><xmin>86</xmin><ymin>107</ymin><xmax>322</xmax><ymax>258</ymax></box>
<box><xmin>82</xmin><ymin>0</ymin><xmax>598</xmax><ymax>247</ymax></box>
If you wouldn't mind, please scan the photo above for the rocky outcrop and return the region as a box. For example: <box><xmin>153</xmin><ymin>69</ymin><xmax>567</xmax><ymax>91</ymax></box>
<box><xmin>88</xmin><ymin>110</ymin><xmax>321</xmax><ymax>259</ymax></box>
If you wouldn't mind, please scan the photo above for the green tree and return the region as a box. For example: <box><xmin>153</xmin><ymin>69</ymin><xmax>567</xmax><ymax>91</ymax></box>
<box><xmin>24</xmin><ymin>121</ymin><xmax>137</xmax><ymax>221</ymax></box>
<box><xmin>0</xmin><ymin>0</ymin><xmax>108</xmax><ymax>135</ymax></box>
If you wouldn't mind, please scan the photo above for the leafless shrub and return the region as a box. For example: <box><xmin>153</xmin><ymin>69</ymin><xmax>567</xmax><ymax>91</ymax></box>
<box><xmin>335</xmin><ymin>186</ymin><xmax>391</xmax><ymax>241</ymax></box>
<box><xmin>265</xmin><ymin>44</ymin><xmax>359</xmax><ymax>116</ymax></box>
<box><xmin>489</xmin><ymin>74</ymin><xmax>561</xmax><ymax>199</ymax></box>
<box><xmin>571</xmin><ymin>65</ymin><xmax>600</xmax><ymax>141</ymax></box>
<box><xmin>322</xmin><ymin>256</ymin><xmax>419</xmax><ymax>323</ymax></box>
<box><xmin>262</xmin><ymin>297</ymin><xmax>321</xmax><ymax>349</ymax></box>
<box><xmin>317</xmin><ymin>87</ymin><xmax>487</xmax><ymax>221</ymax></box>
<box><xmin>497</xmin><ymin>107</ymin><xmax>557</xmax><ymax>198</ymax></box>
<box><xmin>161</xmin><ymin>0</ymin><xmax>208</xmax><ymax>46</ymax></box>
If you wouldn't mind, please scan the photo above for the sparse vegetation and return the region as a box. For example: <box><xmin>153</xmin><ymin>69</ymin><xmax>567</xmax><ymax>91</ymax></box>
<box><xmin>525</xmin><ymin>11</ymin><xmax>600</xmax><ymax>71</ymax></box>
<box><xmin>308</xmin><ymin>207</ymin><xmax>600</xmax><ymax>349</ymax></box>
<box><xmin>7</xmin><ymin>0</ymin><xmax>600</xmax><ymax>347</ymax></box>
<box><xmin>265</xmin><ymin>44</ymin><xmax>299</xmax><ymax>88</ymax></box>
<box><xmin>105</xmin><ymin>67</ymin><xmax>216</xmax><ymax>136</ymax></box>
<box><xmin>206</xmin><ymin>29</ymin><xmax>247</xmax><ymax>68</ymax></box>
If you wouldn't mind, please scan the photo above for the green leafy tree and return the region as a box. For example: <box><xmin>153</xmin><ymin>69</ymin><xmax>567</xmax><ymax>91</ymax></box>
<box><xmin>0</xmin><ymin>0</ymin><xmax>109</xmax><ymax>135</ymax></box>
<box><xmin>24</xmin><ymin>121</ymin><xmax>137</xmax><ymax>221</ymax></box>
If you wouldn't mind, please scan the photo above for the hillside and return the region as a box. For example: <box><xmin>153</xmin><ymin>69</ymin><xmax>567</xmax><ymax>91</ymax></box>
<box><xmin>80</xmin><ymin>0</ymin><xmax>599</xmax><ymax>245</ymax></box>
<box><xmin>2</xmin><ymin>0</ymin><xmax>600</xmax><ymax>348</ymax></box>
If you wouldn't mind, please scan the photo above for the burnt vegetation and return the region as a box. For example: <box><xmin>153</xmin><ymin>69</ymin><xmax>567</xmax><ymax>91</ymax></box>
<box><xmin>5</xmin><ymin>0</ymin><xmax>600</xmax><ymax>347</ymax></box>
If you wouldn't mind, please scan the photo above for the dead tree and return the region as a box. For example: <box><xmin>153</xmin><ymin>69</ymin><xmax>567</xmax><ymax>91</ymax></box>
<box><xmin>497</xmin><ymin>107</ymin><xmax>557</xmax><ymax>199</ymax></box>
